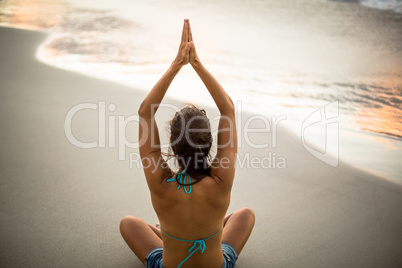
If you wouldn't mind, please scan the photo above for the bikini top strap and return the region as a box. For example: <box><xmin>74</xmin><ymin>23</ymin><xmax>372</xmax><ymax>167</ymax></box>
<box><xmin>160</xmin><ymin>225</ymin><xmax>224</xmax><ymax>268</ymax></box>
<box><xmin>167</xmin><ymin>170</ymin><xmax>192</xmax><ymax>194</ymax></box>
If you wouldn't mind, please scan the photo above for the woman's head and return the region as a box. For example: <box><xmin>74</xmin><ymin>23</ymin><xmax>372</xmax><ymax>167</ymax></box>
<box><xmin>169</xmin><ymin>105</ymin><xmax>212</xmax><ymax>177</ymax></box>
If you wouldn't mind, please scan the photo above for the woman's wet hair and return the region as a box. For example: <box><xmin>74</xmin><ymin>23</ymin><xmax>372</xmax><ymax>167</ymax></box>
<box><xmin>168</xmin><ymin>104</ymin><xmax>212</xmax><ymax>182</ymax></box>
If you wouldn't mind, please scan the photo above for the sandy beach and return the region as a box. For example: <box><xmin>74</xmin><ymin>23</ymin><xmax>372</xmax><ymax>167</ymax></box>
<box><xmin>1</xmin><ymin>25</ymin><xmax>402</xmax><ymax>267</ymax></box>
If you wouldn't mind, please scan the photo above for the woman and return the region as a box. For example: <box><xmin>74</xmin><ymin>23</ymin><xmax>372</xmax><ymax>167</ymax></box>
<box><xmin>120</xmin><ymin>19</ymin><xmax>255</xmax><ymax>268</ymax></box>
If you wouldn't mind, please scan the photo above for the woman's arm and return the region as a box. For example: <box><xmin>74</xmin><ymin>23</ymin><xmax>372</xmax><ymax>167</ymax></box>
<box><xmin>139</xmin><ymin>20</ymin><xmax>191</xmax><ymax>192</ymax></box>
<box><xmin>191</xmin><ymin>63</ymin><xmax>235</xmax><ymax>115</ymax></box>
<box><xmin>138</xmin><ymin>64</ymin><xmax>181</xmax><ymax>117</ymax></box>
<box><xmin>187</xmin><ymin>23</ymin><xmax>234</xmax><ymax>115</ymax></box>
<box><xmin>138</xmin><ymin>20</ymin><xmax>191</xmax><ymax>117</ymax></box>
<box><xmin>188</xmin><ymin>20</ymin><xmax>237</xmax><ymax>187</ymax></box>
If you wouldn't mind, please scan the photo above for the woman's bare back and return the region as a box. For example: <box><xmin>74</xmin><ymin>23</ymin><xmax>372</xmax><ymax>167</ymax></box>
<box><xmin>151</xmin><ymin>176</ymin><xmax>230</xmax><ymax>267</ymax></box>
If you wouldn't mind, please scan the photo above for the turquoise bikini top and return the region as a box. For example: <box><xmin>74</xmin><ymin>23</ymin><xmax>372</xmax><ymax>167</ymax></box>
<box><xmin>164</xmin><ymin>170</ymin><xmax>223</xmax><ymax>268</ymax></box>
<box><xmin>167</xmin><ymin>170</ymin><xmax>192</xmax><ymax>194</ymax></box>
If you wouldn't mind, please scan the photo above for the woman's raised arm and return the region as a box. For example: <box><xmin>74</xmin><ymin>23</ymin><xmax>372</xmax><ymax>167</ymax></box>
<box><xmin>187</xmin><ymin>23</ymin><xmax>235</xmax><ymax>116</ymax></box>
<box><xmin>138</xmin><ymin>19</ymin><xmax>191</xmax><ymax>192</ymax></box>
<box><xmin>188</xmin><ymin>20</ymin><xmax>237</xmax><ymax>186</ymax></box>
<box><xmin>138</xmin><ymin>20</ymin><xmax>191</xmax><ymax>118</ymax></box>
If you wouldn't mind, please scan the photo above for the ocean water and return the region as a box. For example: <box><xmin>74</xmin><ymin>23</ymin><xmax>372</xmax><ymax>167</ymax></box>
<box><xmin>0</xmin><ymin>0</ymin><xmax>401</xmax><ymax>183</ymax></box>
<box><xmin>344</xmin><ymin>0</ymin><xmax>402</xmax><ymax>13</ymax></box>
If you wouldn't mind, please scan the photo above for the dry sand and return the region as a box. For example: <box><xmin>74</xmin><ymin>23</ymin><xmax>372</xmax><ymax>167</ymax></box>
<box><xmin>1</xmin><ymin>26</ymin><xmax>402</xmax><ymax>267</ymax></box>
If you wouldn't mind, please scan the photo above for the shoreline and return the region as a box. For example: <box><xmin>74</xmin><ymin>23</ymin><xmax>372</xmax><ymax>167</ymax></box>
<box><xmin>28</xmin><ymin>23</ymin><xmax>402</xmax><ymax>183</ymax></box>
<box><xmin>1</xmin><ymin>26</ymin><xmax>402</xmax><ymax>267</ymax></box>
<box><xmin>2</xmin><ymin>0</ymin><xmax>401</xmax><ymax>182</ymax></box>
<box><xmin>1</xmin><ymin>23</ymin><xmax>400</xmax><ymax>187</ymax></box>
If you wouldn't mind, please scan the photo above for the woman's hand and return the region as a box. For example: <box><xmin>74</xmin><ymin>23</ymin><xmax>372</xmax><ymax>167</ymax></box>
<box><xmin>172</xmin><ymin>19</ymin><xmax>201</xmax><ymax>69</ymax></box>
<box><xmin>172</xmin><ymin>19</ymin><xmax>192</xmax><ymax>68</ymax></box>
<box><xmin>188</xmin><ymin>20</ymin><xmax>200</xmax><ymax>67</ymax></box>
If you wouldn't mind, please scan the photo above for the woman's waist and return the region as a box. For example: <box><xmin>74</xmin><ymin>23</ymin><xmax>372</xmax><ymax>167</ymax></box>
<box><xmin>162</xmin><ymin>239</ymin><xmax>224</xmax><ymax>268</ymax></box>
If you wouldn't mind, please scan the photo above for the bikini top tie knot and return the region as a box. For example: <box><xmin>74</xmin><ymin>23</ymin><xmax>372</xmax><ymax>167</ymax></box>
<box><xmin>167</xmin><ymin>170</ymin><xmax>192</xmax><ymax>194</ymax></box>
<box><xmin>190</xmin><ymin>239</ymin><xmax>206</xmax><ymax>254</ymax></box>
